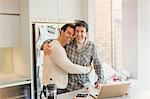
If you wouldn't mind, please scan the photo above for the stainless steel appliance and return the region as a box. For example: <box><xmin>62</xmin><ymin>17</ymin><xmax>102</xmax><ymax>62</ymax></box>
<box><xmin>32</xmin><ymin>22</ymin><xmax>64</xmax><ymax>99</ymax></box>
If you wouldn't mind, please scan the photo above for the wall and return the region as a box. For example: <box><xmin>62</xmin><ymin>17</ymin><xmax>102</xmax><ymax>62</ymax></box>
<box><xmin>123</xmin><ymin>0</ymin><xmax>150</xmax><ymax>89</ymax></box>
<box><xmin>122</xmin><ymin>0</ymin><xmax>137</xmax><ymax>78</ymax></box>
<box><xmin>137</xmin><ymin>0</ymin><xmax>150</xmax><ymax>90</ymax></box>
<box><xmin>81</xmin><ymin>0</ymin><xmax>94</xmax><ymax>41</ymax></box>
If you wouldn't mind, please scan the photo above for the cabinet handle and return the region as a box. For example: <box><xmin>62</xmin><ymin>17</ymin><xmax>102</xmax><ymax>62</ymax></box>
<box><xmin>0</xmin><ymin>13</ymin><xmax>20</xmax><ymax>16</ymax></box>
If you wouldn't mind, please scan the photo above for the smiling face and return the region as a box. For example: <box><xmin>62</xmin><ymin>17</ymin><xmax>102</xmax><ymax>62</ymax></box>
<box><xmin>61</xmin><ymin>26</ymin><xmax>75</xmax><ymax>45</ymax></box>
<box><xmin>75</xmin><ymin>26</ymin><xmax>87</xmax><ymax>44</ymax></box>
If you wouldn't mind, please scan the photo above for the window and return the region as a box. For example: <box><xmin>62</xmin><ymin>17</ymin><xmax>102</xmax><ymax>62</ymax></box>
<box><xmin>94</xmin><ymin>0</ymin><xmax>122</xmax><ymax>68</ymax></box>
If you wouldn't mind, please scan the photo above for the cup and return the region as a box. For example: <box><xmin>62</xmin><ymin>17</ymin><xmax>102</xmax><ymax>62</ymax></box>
<box><xmin>47</xmin><ymin>84</ymin><xmax>57</xmax><ymax>99</ymax></box>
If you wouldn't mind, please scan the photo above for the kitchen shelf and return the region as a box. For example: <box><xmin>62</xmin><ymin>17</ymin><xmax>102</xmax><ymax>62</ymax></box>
<box><xmin>0</xmin><ymin>73</ymin><xmax>31</xmax><ymax>88</ymax></box>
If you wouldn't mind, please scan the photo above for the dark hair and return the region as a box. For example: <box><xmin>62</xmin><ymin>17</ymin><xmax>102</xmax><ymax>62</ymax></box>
<box><xmin>61</xmin><ymin>23</ymin><xmax>75</xmax><ymax>32</ymax></box>
<box><xmin>75</xmin><ymin>21</ymin><xmax>88</xmax><ymax>32</ymax></box>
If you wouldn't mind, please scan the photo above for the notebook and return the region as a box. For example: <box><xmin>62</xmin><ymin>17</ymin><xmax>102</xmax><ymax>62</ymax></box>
<box><xmin>97</xmin><ymin>82</ymin><xmax>131</xmax><ymax>99</ymax></box>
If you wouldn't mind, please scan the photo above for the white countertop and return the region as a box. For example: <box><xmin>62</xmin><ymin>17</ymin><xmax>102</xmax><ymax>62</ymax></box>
<box><xmin>0</xmin><ymin>73</ymin><xmax>31</xmax><ymax>88</ymax></box>
<box><xmin>42</xmin><ymin>80</ymin><xmax>150</xmax><ymax>99</ymax></box>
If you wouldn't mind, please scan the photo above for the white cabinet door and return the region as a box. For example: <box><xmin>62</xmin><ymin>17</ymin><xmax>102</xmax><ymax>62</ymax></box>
<box><xmin>0</xmin><ymin>15</ymin><xmax>20</xmax><ymax>47</ymax></box>
<box><xmin>58</xmin><ymin>0</ymin><xmax>81</xmax><ymax>20</ymax></box>
<box><xmin>0</xmin><ymin>0</ymin><xmax>19</xmax><ymax>14</ymax></box>
<box><xmin>30</xmin><ymin>0</ymin><xmax>57</xmax><ymax>19</ymax></box>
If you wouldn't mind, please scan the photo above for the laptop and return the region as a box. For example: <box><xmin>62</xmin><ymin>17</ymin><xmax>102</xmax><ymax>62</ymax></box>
<box><xmin>97</xmin><ymin>82</ymin><xmax>131</xmax><ymax>99</ymax></box>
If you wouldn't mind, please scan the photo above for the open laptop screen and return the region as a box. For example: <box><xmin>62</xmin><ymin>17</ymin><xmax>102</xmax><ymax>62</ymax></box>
<box><xmin>98</xmin><ymin>82</ymin><xmax>131</xmax><ymax>99</ymax></box>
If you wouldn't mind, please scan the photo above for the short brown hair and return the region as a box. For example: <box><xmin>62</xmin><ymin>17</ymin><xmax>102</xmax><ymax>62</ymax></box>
<box><xmin>75</xmin><ymin>21</ymin><xmax>88</xmax><ymax>32</ymax></box>
<box><xmin>61</xmin><ymin>23</ymin><xmax>75</xmax><ymax>32</ymax></box>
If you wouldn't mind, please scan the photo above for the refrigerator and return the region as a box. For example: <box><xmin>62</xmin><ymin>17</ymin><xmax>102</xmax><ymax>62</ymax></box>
<box><xmin>32</xmin><ymin>22</ymin><xmax>64</xmax><ymax>99</ymax></box>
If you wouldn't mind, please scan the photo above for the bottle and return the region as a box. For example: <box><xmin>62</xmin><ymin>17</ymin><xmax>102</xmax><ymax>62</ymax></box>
<box><xmin>47</xmin><ymin>78</ymin><xmax>57</xmax><ymax>99</ymax></box>
<box><xmin>83</xmin><ymin>63</ymin><xmax>92</xmax><ymax>92</ymax></box>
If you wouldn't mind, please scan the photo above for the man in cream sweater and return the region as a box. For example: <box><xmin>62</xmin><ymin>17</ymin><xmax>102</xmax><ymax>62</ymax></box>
<box><xmin>42</xmin><ymin>23</ymin><xmax>92</xmax><ymax>94</ymax></box>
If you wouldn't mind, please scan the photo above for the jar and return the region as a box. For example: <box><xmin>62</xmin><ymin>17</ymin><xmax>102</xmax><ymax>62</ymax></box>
<box><xmin>47</xmin><ymin>83</ymin><xmax>57</xmax><ymax>99</ymax></box>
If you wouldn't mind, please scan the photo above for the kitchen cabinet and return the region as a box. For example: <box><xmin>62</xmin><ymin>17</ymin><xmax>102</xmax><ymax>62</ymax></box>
<box><xmin>0</xmin><ymin>47</ymin><xmax>31</xmax><ymax>98</ymax></box>
<box><xmin>30</xmin><ymin>0</ymin><xmax>82</xmax><ymax>20</ymax></box>
<box><xmin>30</xmin><ymin>0</ymin><xmax>58</xmax><ymax>19</ymax></box>
<box><xmin>58</xmin><ymin>0</ymin><xmax>81</xmax><ymax>20</ymax></box>
<box><xmin>0</xmin><ymin>83</ymin><xmax>31</xmax><ymax>99</ymax></box>
<box><xmin>0</xmin><ymin>0</ymin><xmax>20</xmax><ymax>47</ymax></box>
<box><xmin>0</xmin><ymin>15</ymin><xmax>20</xmax><ymax>47</ymax></box>
<box><xmin>0</xmin><ymin>0</ymin><xmax>32</xmax><ymax>98</ymax></box>
<box><xmin>0</xmin><ymin>0</ymin><xmax>19</xmax><ymax>14</ymax></box>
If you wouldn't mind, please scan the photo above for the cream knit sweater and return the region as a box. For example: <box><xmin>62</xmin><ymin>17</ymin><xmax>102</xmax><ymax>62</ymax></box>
<box><xmin>42</xmin><ymin>40</ymin><xmax>90</xmax><ymax>88</ymax></box>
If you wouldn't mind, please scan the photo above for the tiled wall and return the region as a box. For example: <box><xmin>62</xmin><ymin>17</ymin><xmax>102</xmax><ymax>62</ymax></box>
<box><xmin>0</xmin><ymin>48</ymin><xmax>13</xmax><ymax>73</ymax></box>
<box><xmin>94</xmin><ymin>0</ymin><xmax>112</xmax><ymax>66</ymax></box>
<box><xmin>94</xmin><ymin>0</ymin><xmax>122</xmax><ymax>68</ymax></box>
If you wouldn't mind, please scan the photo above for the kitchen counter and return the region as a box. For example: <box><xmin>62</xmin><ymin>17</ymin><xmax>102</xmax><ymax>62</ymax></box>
<box><xmin>42</xmin><ymin>80</ymin><xmax>150</xmax><ymax>99</ymax></box>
